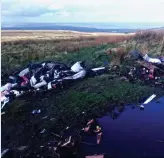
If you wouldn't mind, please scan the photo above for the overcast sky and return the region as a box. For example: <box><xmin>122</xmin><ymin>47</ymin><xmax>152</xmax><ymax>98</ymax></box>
<box><xmin>2</xmin><ymin>0</ymin><xmax>164</xmax><ymax>24</ymax></box>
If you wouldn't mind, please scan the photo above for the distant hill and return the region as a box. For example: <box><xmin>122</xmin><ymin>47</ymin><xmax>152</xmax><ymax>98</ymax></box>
<box><xmin>2</xmin><ymin>23</ymin><xmax>137</xmax><ymax>33</ymax></box>
<box><xmin>2</xmin><ymin>23</ymin><xmax>164</xmax><ymax>33</ymax></box>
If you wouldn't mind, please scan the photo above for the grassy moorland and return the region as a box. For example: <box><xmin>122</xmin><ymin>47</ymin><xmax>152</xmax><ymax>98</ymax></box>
<box><xmin>1</xmin><ymin>30</ymin><xmax>133</xmax><ymax>75</ymax></box>
<box><xmin>1</xmin><ymin>30</ymin><xmax>164</xmax><ymax>153</ymax></box>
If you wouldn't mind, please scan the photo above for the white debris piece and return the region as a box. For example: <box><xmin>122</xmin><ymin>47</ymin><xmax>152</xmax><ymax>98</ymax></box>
<box><xmin>71</xmin><ymin>61</ymin><xmax>84</xmax><ymax>73</ymax></box>
<box><xmin>140</xmin><ymin>94</ymin><xmax>156</xmax><ymax>109</ymax></box>
<box><xmin>40</xmin><ymin>129</ymin><xmax>46</xmax><ymax>134</ymax></box>
<box><xmin>72</xmin><ymin>70</ymin><xmax>86</xmax><ymax>79</ymax></box>
<box><xmin>140</xmin><ymin>105</ymin><xmax>144</xmax><ymax>109</ymax></box>
<box><xmin>10</xmin><ymin>90</ymin><xmax>24</xmax><ymax>97</ymax></box>
<box><xmin>143</xmin><ymin>54</ymin><xmax>162</xmax><ymax>64</ymax></box>
<box><xmin>40</xmin><ymin>75</ymin><xmax>44</xmax><ymax>81</ymax></box>
<box><xmin>33</xmin><ymin>80</ymin><xmax>47</xmax><ymax>89</ymax></box>
<box><xmin>91</xmin><ymin>67</ymin><xmax>106</xmax><ymax>72</ymax></box>
<box><xmin>143</xmin><ymin>94</ymin><xmax>156</xmax><ymax>104</ymax></box>
<box><xmin>42</xmin><ymin>63</ymin><xmax>46</xmax><ymax>67</ymax></box>
<box><xmin>1</xmin><ymin>96</ymin><xmax>10</xmax><ymax>109</ymax></box>
<box><xmin>1</xmin><ymin>149</ymin><xmax>9</xmax><ymax>157</ymax></box>
<box><xmin>1</xmin><ymin>83</ymin><xmax>12</xmax><ymax>92</ymax></box>
<box><xmin>48</xmin><ymin>82</ymin><xmax>52</xmax><ymax>90</ymax></box>
<box><xmin>30</xmin><ymin>76</ymin><xmax>37</xmax><ymax>86</ymax></box>
<box><xmin>17</xmin><ymin>146</ymin><xmax>28</xmax><ymax>151</ymax></box>
<box><xmin>19</xmin><ymin>68</ymin><xmax>30</xmax><ymax>77</ymax></box>
<box><xmin>1</xmin><ymin>112</ymin><xmax>5</xmax><ymax>115</ymax></box>
<box><xmin>32</xmin><ymin>109</ymin><xmax>41</xmax><ymax>114</ymax></box>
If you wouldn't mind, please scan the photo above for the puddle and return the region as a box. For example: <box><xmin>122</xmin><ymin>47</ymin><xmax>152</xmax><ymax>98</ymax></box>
<box><xmin>80</xmin><ymin>97</ymin><xmax>164</xmax><ymax>157</ymax></box>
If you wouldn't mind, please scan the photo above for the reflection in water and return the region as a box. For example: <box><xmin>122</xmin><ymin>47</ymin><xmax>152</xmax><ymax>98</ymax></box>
<box><xmin>80</xmin><ymin>97</ymin><xmax>164</xmax><ymax>157</ymax></box>
<box><xmin>110</xmin><ymin>105</ymin><xmax>125</xmax><ymax>120</ymax></box>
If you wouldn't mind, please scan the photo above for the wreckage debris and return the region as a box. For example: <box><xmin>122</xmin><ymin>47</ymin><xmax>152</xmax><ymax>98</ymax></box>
<box><xmin>1</xmin><ymin>51</ymin><xmax>163</xmax><ymax>110</ymax></box>
<box><xmin>17</xmin><ymin>146</ymin><xmax>28</xmax><ymax>151</ymax></box>
<box><xmin>40</xmin><ymin>129</ymin><xmax>46</xmax><ymax>134</ymax></box>
<box><xmin>143</xmin><ymin>94</ymin><xmax>156</xmax><ymax>104</ymax></box>
<box><xmin>86</xmin><ymin>155</ymin><xmax>104</xmax><ymax>158</ymax></box>
<box><xmin>53</xmin><ymin>132</ymin><xmax>81</xmax><ymax>158</ymax></box>
<box><xmin>143</xmin><ymin>54</ymin><xmax>162</xmax><ymax>64</ymax></box>
<box><xmin>1</xmin><ymin>149</ymin><xmax>9</xmax><ymax>157</ymax></box>
<box><xmin>140</xmin><ymin>94</ymin><xmax>156</xmax><ymax>109</ymax></box>
<box><xmin>41</xmin><ymin>116</ymin><xmax>48</xmax><ymax>119</ymax></box>
<box><xmin>1</xmin><ymin>61</ymin><xmax>107</xmax><ymax>110</ymax></box>
<box><xmin>1</xmin><ymin>112</ymin><xmax>5</xmax><ymax>115</ymax></box>
<box><xmin>83</xmin><ymin>119</ymin><xmax>103</xmax><ymax>144</ymax></box>
<box><xmin>140</xmin><ymin>105</ymin><xmax>145</xmax><ymax>110</ymax></box>
<box><xmin>50</xmin><ymin>118</ymin><xmax>56</xmax><ymax>121</ymax></box>
<box><xmin>32</xmin><ymin>109</ymin><xmax>41</xmax><ymax>114</ymax></box>
<box><xmin>130</xmin><ymin>50</ymin><xmax>164</xmax><ymax>64</ymax></box>
<box><xmin>97</xmin><ymin>132</ymin><xmax>102</xmax><ymax>144</ymax></box>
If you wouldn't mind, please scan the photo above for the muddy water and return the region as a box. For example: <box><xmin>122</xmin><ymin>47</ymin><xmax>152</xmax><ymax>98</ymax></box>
<box><xmin>80</xmin><ymin>97</ymin><xmax>164</xmax><ymax>157</ymax></box>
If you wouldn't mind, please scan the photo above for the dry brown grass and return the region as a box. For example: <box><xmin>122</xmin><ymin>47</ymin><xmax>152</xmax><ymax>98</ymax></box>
<box><xmin>1</xmin><ymin>36</ymin><xmax>131</xmax><ymax>57</ymax></box>
<box><xmin>121</xmin><ymin>30</ymin><xmax>164</xmax><ymax>56</ymax></box>
<box><xmin>1</xmin><ymin>30</ymin><xmax>134</xmax><ymax>42</ymax></box>
<box><xmin>135</xmin><ymin>30</ymin><xmax>164</xmax><ymax>42</ymax></box>
<box><xmin>1</xmin><ymin>31</ymin><xmax>133</xmax><ymax>55</ymax></box>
